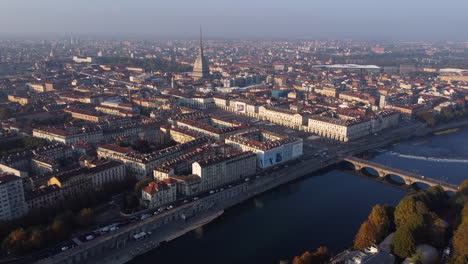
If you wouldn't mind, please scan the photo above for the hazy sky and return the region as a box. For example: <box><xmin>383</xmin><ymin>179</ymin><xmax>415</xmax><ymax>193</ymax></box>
<box><xmin>1</xmin><ymin>0</ymin><xmax>468</xmax><ymax>40</ymax></box>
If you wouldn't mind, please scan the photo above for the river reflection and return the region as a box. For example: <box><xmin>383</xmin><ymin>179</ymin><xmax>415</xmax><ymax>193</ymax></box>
<box><xmin>131</xmin><ymin>127</ymin><xmax>468</xmax><ymax>264</ymax></box>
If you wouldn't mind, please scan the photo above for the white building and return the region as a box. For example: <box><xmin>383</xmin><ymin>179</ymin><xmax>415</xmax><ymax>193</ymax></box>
<box><xmin>141</xmin><ymin>179</ymin><xmax>177</xmax><ymax>209</ymax></box>
<box><xmin>33</xmin><ymin>127</ymin><xmax>103</xmax><ymax>145</ymax></box>
<box><xmin>192</xmin><ymin>152</ymin><xmax>257</xmax><ymax>192</ymax></box>
<box><xmin>225</xmin><ymin>130</ymin><xmax>303</xmax><ymax>168</ymax></box>
<box><xmin>0</xmin><ymin>174</ymin><xmax>27</xmax><ymax>220</ymax></box>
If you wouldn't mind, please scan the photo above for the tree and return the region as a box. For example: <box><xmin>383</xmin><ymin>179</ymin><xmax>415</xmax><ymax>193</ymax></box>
<box><xmin>2</xmin><ymin>228</ymin><xmax>28</xmax><ymax>255</ymax></box>
<box><xmin>28</xmin><ymin>227</ymin><xmax>45</xmax><ymax>249</ymax></box>
<box><xmin>453</xmin><ymin>219</ymin><xmax>468</xmax><ymax>257</ymax></box>
<box><xmin>368</xmin><ymin>204</ymin><xmax>394</xmax><ymax>240</ymax></box>
<box><xmin>134</xmin><ymin>177</ymin><xmax>153</xmax><ymax>192</ymax></box>
<box><xmin>395</xmin><ymin>196</ymin><xmax>429</xmax><ymax>227</ymax></box>
<box><xmin>404</xmin><ymin>213</ymin><xmax>427</xmax><ymax>244</ymax></box>
<box><xmin>132</xmin><ymin>139</ymin><xmax>151</xmax><ymax>153</ymax></box>
<box><xmin>75</xmin><ymin>208</ymin><xmax>94</xmax><ymax>226</ymax></box>
<box><xmin>425</xmin><ymin>186</ymin><xmax>447</xmax><ymax>211</ymax></box>
<box><xmin>0</xmin><ymin>107</ymin><xmax>9</xmax><ymax>119</ymax></box>
<box><xmin>423</xmin><ymin>212</ymin><xmax>447</xmax><ymax>248</ymax></box>
<box><xmin>354</xmin><ymin>220</ymin><xmax>379</xmax><ymax>250</ymax></box>
<box><xmin>407</xmin><ymin>249</ymin><xmax>424</xmax><ymax>264</ymax></box>
<box><xmin>48</xmin><ymin>219</ymin><xmax>68</xmax><ymax>241</ymax></box>
<box><xmin>392</xmin><ymin>226</ymin><xmax>416</xmax><ymax>258</ymax></box>
<box><xmin>416</xmin><ymin>111</ymin><xmax>438</xmax><ymax>127</ymax></box>
<box><xmin>292</xmin><ymin>247</ymin><xmax>330</xmax><ymax>264</ymax></box>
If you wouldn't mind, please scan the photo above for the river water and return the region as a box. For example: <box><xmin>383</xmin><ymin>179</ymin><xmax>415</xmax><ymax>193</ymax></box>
<box><xmin>132</xmin><ymin>127</ymin><xmax>468</xmax><ymax>264</ymax></box>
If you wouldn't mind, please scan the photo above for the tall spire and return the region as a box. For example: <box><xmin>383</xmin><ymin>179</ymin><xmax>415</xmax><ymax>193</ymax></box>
<box><xmin>192</xmin><ymin>26</ymin><xmax>210</xmax><ymax>79</ymax></box>
<box><xmin>199</xmin><ymin>26</ymin><xmax>204</xmax><ymax>56</ymax></box>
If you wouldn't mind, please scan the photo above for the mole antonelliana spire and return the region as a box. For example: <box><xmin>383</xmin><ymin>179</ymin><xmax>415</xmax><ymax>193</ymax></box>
<box><xmin>192</xmin><ymin>26</ymin><xmax>210</xmax><ymax>79</ymax></box>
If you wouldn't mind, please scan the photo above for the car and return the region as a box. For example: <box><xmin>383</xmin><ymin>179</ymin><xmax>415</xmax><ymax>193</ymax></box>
<box><xmin>183</xmin><ymin>199</ymin><xmax>189</xmax><ymax>203</ymax></box>
<box><xmin>86</xmin><ymin>235</ymin><xmax>94</xmax><ymax>241</ymax></box>
<box><xmin>167</xmin><ymin>205</ymin><xmax>173</xmax><ymax>210</ymax></box>
<box><xmin>61</xmin><ymin>246</ymin><xmax>69</xmax><ymax>251</ymax></box>
<box><xmin>110</xmin><ymin>226</ymin><xmax>119</xmax><ymax>231</ymax></box>
<box><xmin>140</xmin><ymin>214</ymin><xmax>151</xmax><ymax>220</ymax></box>
<box><xmin>228</xmin><ymin>185</ymin><xmax>232</xmax><ymax>188</ymax></box>
<box><xmin>153</xmin><ymin>211</ymin><xmax>159</xmax><ymax>215</ymax></box>
<box><xmin>209</xmin><ymin>190</ymin><xmax>214</xmax><ymax>194</ymax></box>
<box><xmin>220</xmin><ymin>188</ymin><xmax>224</xmax><ymax>191</ymax></box>
<box><xmin>245</xmin><ymin>178</ymin><xmax>250</xmax><ymax>182</ymax></box>
<box><xmin>193</xmin><ymin>197</ymin><xmax>199</xmax><ymax>200</ymax></box>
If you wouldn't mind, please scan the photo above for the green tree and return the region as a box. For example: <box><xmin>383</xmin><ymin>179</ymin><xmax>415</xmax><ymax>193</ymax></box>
<box><xmin>368</xmin><ymin>204</ymin><xmax>394</xmax><ymax>240</ymax></box>
<box><xmin>425</xmin><ymin>186</ymin><xmax>447</xmax><ymax>211</ymax></box>
<box><xmin>392</xmin><ymin>226</ymin><xmax>416</xmax><ymax>258</ymax></box>
<box><xmin>453</xmin><ymin>219</ymin><xmax>468</xmax><ymax>257</ymax></box>
<box><xmin>395</xmin><ymin>196</ymin><xmax>429</xmax><ymax>227</ymax></box>
<box><xmin>404</xmin><ymin>213</ymin><xmax>427</xmax><ymax>244</ymax></box>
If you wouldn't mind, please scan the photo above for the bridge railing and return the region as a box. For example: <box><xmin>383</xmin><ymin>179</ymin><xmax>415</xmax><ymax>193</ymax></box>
<box><xmin>344</xmin><ymin>157</ymin><xmax>459</xmax><ymax>190</ymax></box>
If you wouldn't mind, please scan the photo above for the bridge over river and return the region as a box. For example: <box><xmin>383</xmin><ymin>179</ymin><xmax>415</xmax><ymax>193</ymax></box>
<box><xmin>343</xmin><ymin>156</ymin><xmax>459</xmax><ymax>192</ymax></box>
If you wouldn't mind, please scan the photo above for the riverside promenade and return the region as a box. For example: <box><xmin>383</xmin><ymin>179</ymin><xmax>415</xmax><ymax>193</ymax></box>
<box><xmin>36</xmin><ymin>121</ymin><xmax>436</xmax><ymax>264</ymax></box>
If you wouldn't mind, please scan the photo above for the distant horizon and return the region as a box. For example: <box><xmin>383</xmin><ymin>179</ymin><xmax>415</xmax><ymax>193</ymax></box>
<box><xmin>1</xmin><ymin>0</ymin><xmax>468</xmax><ymax>41</ymax></box>
<box><xmin>0</xmin><ymin>32</ymin><xmax>467</xmax><ymax>42</ymax></box>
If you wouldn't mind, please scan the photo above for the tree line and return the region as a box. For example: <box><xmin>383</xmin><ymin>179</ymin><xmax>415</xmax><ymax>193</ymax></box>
<box><xmin>352</xmin><ymin>180</ymin><xmax>468</xmax><ymax>263</ymax></box>
<box><xmin>0</xmin><ymin>178</ymin><xmax>135</xmax><ymax>256</ymax></box>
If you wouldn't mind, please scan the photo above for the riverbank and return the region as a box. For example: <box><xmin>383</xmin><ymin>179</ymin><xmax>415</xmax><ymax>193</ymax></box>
<box><xmin>34</xmin><ymin>121</ymin><xmax>451</xmax><ymax>264</ymax></box>
<box><xmin>430</xmin><ymin>118</ymin><xmax>468</xmax><ymax>133</ymax></box>
<box><xmin>98</xmin><ymin>210</ymin><xmax>224</xmax><ymax>264</ymax></box>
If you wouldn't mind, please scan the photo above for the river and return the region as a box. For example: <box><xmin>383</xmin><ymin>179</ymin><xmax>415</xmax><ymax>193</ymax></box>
<box><xmin>131</xmin><ymin>127</ymin><xmax>468</xmax><ymax>264</ymax></box>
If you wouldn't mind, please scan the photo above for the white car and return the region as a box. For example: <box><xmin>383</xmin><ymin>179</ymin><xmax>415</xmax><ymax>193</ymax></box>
<box><xmin>140</xmin><ymin>214</ymin><xmax>151</xmax><ymax>220</ymax></box>
<box><xmin>209</xmin><ymin>190</ymin><xmax>214</xmax><ymax>194</ymax></box>
<box><xmin>194</xmin><ymin>197</ymin><xmax>199</xmax><ymax>200</ymax></box>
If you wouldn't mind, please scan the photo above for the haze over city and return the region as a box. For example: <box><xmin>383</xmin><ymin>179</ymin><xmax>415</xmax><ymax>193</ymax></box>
<box><xmin>1</xmin><ymin>0</ymin><xmax>468</xmax><ymax>40</ymax></box>
<box><xmin>0</xmin><ymin>1</ymin><xmax>467</xmax><ymax>264</ymax></box>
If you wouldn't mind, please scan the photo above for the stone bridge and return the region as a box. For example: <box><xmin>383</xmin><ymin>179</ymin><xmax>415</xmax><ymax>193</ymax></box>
<box><xmin>343</xmin><ymin>156</ymin><xmax>459</xmax><ymax>192</ymax></box>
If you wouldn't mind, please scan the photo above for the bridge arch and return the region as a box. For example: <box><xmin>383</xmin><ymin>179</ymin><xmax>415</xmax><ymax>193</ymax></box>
<box><xmin>360</xmin><ymin>166</ymin><xmax>380</xmax><ymax>178</ymax></box>
<box><xmin>411</xmin><ymin>181</ymin><xmax>431</xmax><ymax>190</ymax></box>
<box><xmin>340</xmin><ymin>160</ymin><xmax>358</xmax><ymax>170</ymax></box>
<box><xmin>384</xmin><ymin>174</ymin><xmax>407</xmax><ymax>185</ymax></box>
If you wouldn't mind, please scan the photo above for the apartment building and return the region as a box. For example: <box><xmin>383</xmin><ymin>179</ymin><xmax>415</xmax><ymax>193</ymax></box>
<box><xmin>0</xmin><ymin>174</ymin><xmax>27</xmax><ymax>220</ymax></box>
<box><xmin>141</xmin><ymin>179</ymin><xmax>177</xmax><ymax>209</ymax></box>
<box><xmin>225</xmin><ymin>130</ymin><xmax>303</xmax><ymax>168</ymax></box>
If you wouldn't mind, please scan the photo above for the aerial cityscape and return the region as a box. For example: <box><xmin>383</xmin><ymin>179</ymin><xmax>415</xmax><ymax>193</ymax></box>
<box><xmin>0</xmin><ymin>1</ymin><xmax>467</xmax><ymax>264</ymax></box>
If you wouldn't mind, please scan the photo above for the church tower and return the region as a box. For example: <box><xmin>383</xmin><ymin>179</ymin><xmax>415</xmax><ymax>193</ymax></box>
<box><xmin>192</xmin><ymin>27</ymin><xmax>210</xmax><ymax>79</ymax></box>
